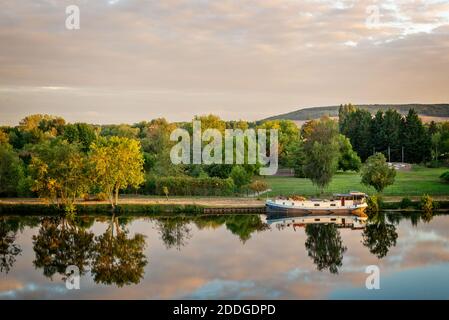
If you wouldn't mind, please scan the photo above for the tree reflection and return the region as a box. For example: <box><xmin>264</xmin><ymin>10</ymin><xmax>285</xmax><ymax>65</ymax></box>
<box><xmin>155</xmin><ymin>217</ymin><xmax>192</xmax><ymax>251</ymax></box>
<box><xmin>305</xmin><ymin>224</ymin><xmax>346</xmax><ymax>274</ymax></box>
<box><xmin>362</xmin><ymin>212</ymin><xmax>398</xmax><ymax>259</ymax></box>
<box><xmin>32</xmin><ymin>217</ymin><xmax>94</xmax><ymax>279</ymax></box>
<box><xmin>224</xmin><ymin>215</ymin><xmax>269</xmax><ymax>243</ymax></box>
<box><xmin>0</xmin><ymin>217</ymin><xmax>22</xmax><ymax>274</ymax></box>
<box><xmin>91</xmin><ymin>215</ymin><xmax>147</xmax><ymax>287</ymax></box>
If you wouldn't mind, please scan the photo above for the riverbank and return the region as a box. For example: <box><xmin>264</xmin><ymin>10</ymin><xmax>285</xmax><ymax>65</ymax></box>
<box><xmin>2</xmin><ymin>195</ymin><xmax>449</xmax><ymax>215</ymax></box>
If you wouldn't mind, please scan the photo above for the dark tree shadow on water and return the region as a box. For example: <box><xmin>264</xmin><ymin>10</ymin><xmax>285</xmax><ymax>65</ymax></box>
<box><xmin>0</xmin><ymin>217</ymin><xmax>22</xmax><ymax>274</ymax></box>
<box><xmin>91</xmin><ymin>215</ymin><xmax>147</xmax><ymax>287</ymax></box>
<box><xmin>362</xmin><ymin>212</ymin><xmax>398</xmax><ymax>259</ymax></box>
<box><xmin>305</xmin><ymin>224</ymin><xmax>347</xmax><ymax>274</ymax></box>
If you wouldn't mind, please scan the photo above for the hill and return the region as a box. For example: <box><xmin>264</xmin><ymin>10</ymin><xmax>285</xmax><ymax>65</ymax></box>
<box><xmin>263</xmin><ymin>104</ymin><xmax>449</xmax><ymax>122</ymax></box>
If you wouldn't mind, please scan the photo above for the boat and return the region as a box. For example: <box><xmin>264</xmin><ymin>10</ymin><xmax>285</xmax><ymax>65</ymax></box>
<box><xmin>265</xmin><ymin>191</ymin><xmax>368</xmax><ymax>217</ymax></box>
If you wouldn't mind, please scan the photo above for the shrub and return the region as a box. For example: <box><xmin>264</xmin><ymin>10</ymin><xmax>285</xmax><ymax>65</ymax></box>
<box><xmin>399</xmin><ymin>197</ymin><xmax>414</xmax><ymax>209</ymax></box>
<box><xmin>249</xmin><ymin>180</ymin><xmax>268</xmax><ymax>195</ymax></box>
<box><xmin>420</xmin><ymin>194</ymin><xmax>434</xmax><ymax>222</ymax></box>
<box><xmin>440</xmin><ymin>171</ymin><xmax>449</xmax><ymax>182</ymax></box>
<box><xmin>144</xmin><ymin>176</ymin><xmax>235</xmax><ymax>196</ymax></box>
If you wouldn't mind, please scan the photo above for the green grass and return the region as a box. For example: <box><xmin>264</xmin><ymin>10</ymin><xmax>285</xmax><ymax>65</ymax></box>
<box><xmin>264</xmin><ymin>166</ymin><xmax>449</xmax><ymax>197</ymax></box>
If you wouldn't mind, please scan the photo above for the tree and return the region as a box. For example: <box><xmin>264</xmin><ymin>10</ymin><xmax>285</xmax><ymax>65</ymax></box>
<box><xmin>90</xmin><ymin>136</ymin><xmax>145</xmax><ymax>208</ymax></box>
<box><xmin>303</xmin><ymin>117</ymin><xmax>340</xmax><ymax>193</ymax></box>
<box><xmin>29</xmin><ymin>139</ymin><xmax>90</xmax><ymax>212</ymax></box>
<box><xmin>339</xmin><ymin>107</ymin><xmax>372</xmax><ymax>161</ymax></box>
<box><xmin>337</xmin><ymin>134</ymin><xmax>361</xmax><ymax>172</ymax></box>
<box><xmin>63</xmin><ymin>123</ymin><xmax>97</xmax><ymax>152</ymax></box>
<box><xmin>0</xmin><ymin>129</ymin><xmax>9</xmax><ymax>145</ymax></box>
<box><xmin>402</xmin><ymin>108</ymin><xmax>431</xmax><ymax>163</ymax></box>
<box><xmin>0</xmin><ymin>145</ymin><xmax>25</xmax><ymax>197</ymax></box>
<box><xmin>382</xmin><ymin>109</ymin><xmax>403</xmax><ymax>161</ymax></box>
<box><xmin>229</xmin><ymin>165</ymin><xmax>252</xmax><ymax>191</ymax></box>
<box><xmin>361</xmin><ymin>153</ymin><xmax>396</xmax><ymax>193</ymax></box>
<box><xmin>305</xmin><ymin>224</ymin><xmax>347</xmax><ymax>274</ymax></box>
<box><xmin>257</xmin><ymin>120</ymin><xmax>300</xmax><ymax>167</ymax></box>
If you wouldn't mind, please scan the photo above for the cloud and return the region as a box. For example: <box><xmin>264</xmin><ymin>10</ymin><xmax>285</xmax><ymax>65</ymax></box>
<box><xmin>0</xmin><ymin>0</ymin><xmax>448</xmax><ymax>124</ymax></box>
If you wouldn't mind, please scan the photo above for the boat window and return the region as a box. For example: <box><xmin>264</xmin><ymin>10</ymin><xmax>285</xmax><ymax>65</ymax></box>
<box><xmin>283</xmin><ymin>202</ymin><xmax>285</xmax><ymax>205</ymax></box>
<box><xmin>331</xmin><ymin>218</ymin><xmax>336</xmax><ymax>221</ymax></box>
<box><xmin>292</xmin><ymin>203</ymin><xmax>294</xmax><ymax>206</ymax></box>
<box><xmin>330</xmin><ymin>204</ymin><xmax>336</xmax><ymax>207</ymax></box>
<box><xmin>314</xmin><ymin>219</ymin><xmax>320</xmax><ymax>221</ymax></box>
<box><xmin>314</xmin><ymin>203</ymin><xmax>320</xmax><ymax>207</ymax></box>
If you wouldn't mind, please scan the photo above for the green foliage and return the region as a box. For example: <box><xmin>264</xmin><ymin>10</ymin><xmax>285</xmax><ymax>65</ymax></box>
<box><xmin>366</xmin><ymin>195</ymin><xmax>380</xmax><ymax>216</ymax></box>
<box><xmin>0</xmin><ymin>145</ymin><xmax>26</xmax><ymax>197</ymax></box>
<box><xmin>146</xmin><ymin>176</ymin><xmax>235</xmax><ymax>196</ymax></box>
<box><xmin>361</xmin><ymin>153</ymin><xmax>396</xmax><ymax>193</ymax></box>
<box><xmin>28</xmin><ymin>139</ymin><xmax>90</xmax><ymax>212</ymax></box>
<box><xmin>63</xmin><ymin>123</ymin><xmax>97</xmax><ymax>152</ymax></box>
<box><xmin>303</xmin><ymin>117</ymin><xmax>340</xmax><ymax>193</ymax></box>
<box><xmin>402</xmin><ymin>109</ymin><xmax>431</xmax><ymax>163</ymax></box>
<box><xmin>399</xmin><ymin>197</ymin><xmax>414</xmax><ymax>209</ymax></box>
<box><xmin>420</xmin><ymin>194</ymin><xmax>434</xmax><ymax>222</ymax></box>
<box><xmin>339</xmin><ymin>106</ymin><xmax>372</xmax><ymax>161</ymax></box>
<box><xmin>90</xmin><ymin>136</ymin><xmax>145</xmax><ymax>208</ymax></box>
<box><xmin>440</xmin><ymin>171</ymin><xmax>449</xmax><ymax>182</ymax></box>
<box><xmin>230</xmin><ymin>165</ymin><xmax>252</xmax><ymax>190</ymax></box>
<box><xmin>257</xmin><ymin>120</ymin><xmax>300</xmax><ymax>167</ymax></box>
<box><xmin>337</xmin><ymin>134</ymin><xmax>361</xmax><ymax>172</ymax></box>
<box><xmin>305</xmin><ymin>224</ymin><xmax>346</xmax><ymax>274</ymax></box>
<box><xmin>362</xmin><ymin>213</ymin><xmax>398</xmax><ymax>259</ymax></box>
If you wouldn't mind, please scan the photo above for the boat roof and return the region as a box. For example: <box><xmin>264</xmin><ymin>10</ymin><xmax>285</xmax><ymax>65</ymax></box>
<box><xmin>334</xmin><ymin>191</ymin><xmax>366</xmax><ymax>197</ymax></box>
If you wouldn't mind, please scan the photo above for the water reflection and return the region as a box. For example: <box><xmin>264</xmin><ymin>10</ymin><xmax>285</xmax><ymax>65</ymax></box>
<box><xmin>362</xmin><ymin>213</ymin><xmax>398</xmax><ymax>259</ymax></box>
<box><xmin>0</xmin><ymin>217</ymin><xmax>22</xmax><ymax>274</ymax></box>
<box><xmin>0</xmin><ymin>212</ymin><xmax>448</xmax><ymax>299</ymax></box>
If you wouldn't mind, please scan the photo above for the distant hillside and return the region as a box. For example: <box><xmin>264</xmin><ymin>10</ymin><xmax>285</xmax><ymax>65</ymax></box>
<box><xmin>263</xmin><ymin>104</ymin><xmax>449</xmax><ymax>122</ymax></box>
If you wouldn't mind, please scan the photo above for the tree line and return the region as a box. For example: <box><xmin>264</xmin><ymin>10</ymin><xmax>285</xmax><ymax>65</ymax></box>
<box><xmin>1</xmin><ymin>107</ymin><xmax>447</xmax><ymax>209</ymax></box>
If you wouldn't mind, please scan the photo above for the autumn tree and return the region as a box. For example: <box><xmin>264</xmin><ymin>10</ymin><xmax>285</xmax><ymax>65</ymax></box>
<box><xmin>90</xmin><ymin>136</ymin><xmax>144</xmax><ymax>208</ymax></box>
<box><xmin>29</xmin><ymin>139</ymin><xmax>90</xmax><ymax>212</ymax></box>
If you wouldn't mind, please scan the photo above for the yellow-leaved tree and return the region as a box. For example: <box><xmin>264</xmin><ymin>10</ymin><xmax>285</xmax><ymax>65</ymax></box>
<box><xmin>90</xmin><ymin>136</ymin><xmax>144</xmax><ymax>209</ymax></box>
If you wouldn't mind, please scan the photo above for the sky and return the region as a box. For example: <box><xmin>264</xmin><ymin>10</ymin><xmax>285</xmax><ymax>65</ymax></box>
<box><xmin>1</xmin><ymin>0</ymin><xmax>449</xmax><ymax>125</ymax></box>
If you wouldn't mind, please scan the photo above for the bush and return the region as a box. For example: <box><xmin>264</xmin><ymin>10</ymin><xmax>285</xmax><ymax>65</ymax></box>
<box><xmin>420</xmin><ymin>194</ymin><xmax>434</xmax><ymax>222</ymax></box>
<box><xmin>143</xmin><ymin>176</ymin><xmax>235</xmax><ymax>196</ymax></box>
<box><xmin>440</xmin><ymin>171</ymin><xmax>449</xmax><ymax>182</ymax></box>
<box><xmin>230</xmin><ymin>166</ymin><xmax>252</xmax><ymax>190</ymax></box>
<box><xmin>399</xmin><ymin>197</ymin><xmax>414</xmax><ymax>209</ymax></box>
<box><xmin>249</xmin><ymin>180</ymin><xmax>268</xmax><ymax>195</ymax></box>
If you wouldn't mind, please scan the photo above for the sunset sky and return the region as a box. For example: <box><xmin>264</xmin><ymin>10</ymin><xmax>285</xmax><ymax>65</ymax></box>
<box><xmin>1</xmin><ymin>0</ymin><xmax>449</xmax><ymax>125</ymax></box>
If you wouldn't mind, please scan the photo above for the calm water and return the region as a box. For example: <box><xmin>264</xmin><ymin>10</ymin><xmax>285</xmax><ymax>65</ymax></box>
<box><xmin>1</xmin><ymin>212</ymin><xmax>449</xmax><ymax>299</ymax></box>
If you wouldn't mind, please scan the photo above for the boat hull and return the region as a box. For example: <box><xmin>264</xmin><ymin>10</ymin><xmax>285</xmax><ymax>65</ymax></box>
<box><xmin>266</xmin><ymin>202</ymin><xmax>367</xmax><ymax>216</ymax></box>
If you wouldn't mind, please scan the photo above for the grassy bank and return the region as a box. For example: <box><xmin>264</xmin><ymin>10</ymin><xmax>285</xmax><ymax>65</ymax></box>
<box><xmin>0</xmin><ymin>203</ymin><xmax>205</xmax><ymax>215</ymax></box>
<box><xmin>264</xmin><ymin>166</ymin><xmax>449</xmax><ymax>197</ymax></box>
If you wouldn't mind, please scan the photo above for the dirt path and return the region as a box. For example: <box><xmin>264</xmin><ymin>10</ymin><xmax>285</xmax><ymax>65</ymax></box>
<box><xmin>0</xmin><ymin>197</ymin><xmax>266</xmax><ymax>208</ymax></box>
